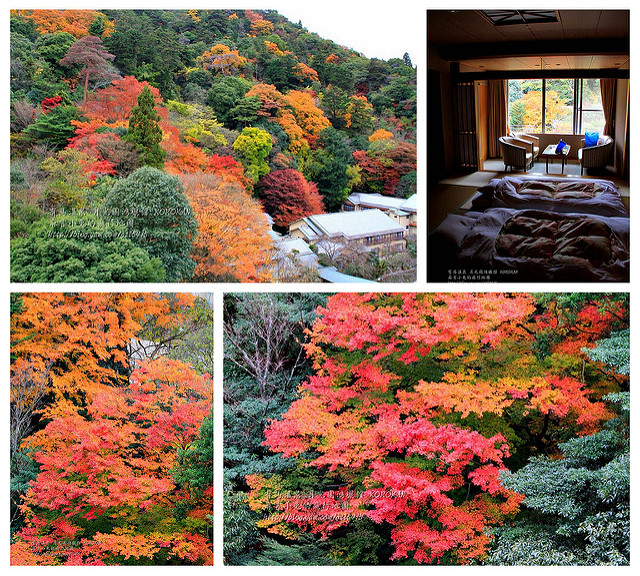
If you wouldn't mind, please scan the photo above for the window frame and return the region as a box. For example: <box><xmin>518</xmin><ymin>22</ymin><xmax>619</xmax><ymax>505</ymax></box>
<box><xmin>509</xmin><ymin>77</ymin><xmax>604</xmax><ymax>135</ymax></box>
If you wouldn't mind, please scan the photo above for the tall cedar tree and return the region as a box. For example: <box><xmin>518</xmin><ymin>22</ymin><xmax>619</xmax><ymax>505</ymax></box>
<box><xmin>59</xmin><ymin>35</ymin><xmax>119</xmax><ymax>109</ymax></box>
<box><xmin>124</xmin><ymin>84</ymin><xmax>166</xmax><ymax>168</ymax></box>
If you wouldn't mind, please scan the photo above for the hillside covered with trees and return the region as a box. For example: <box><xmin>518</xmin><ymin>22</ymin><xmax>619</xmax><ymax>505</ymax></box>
<box><xmin>10</xmin><ymin>9</ymin><xmax>417</xmax><ymax>282</ymax></box>
<box><xmin>224</xmin><ymin>292</ymin><xmax>629</xmax><ymax>565</ymax></box>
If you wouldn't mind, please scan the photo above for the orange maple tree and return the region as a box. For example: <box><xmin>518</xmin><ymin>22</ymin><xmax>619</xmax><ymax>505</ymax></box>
<box><xmin>14</xmin><ymin>9</ymin><xmax>113</xmax><ymax>38</ymax></box>
<box><xmin>10</xmin><ymin>293</ymin><xmax>212</xmax><ymax>566</ymax></box>
<box><xmin>180</xmin><ymin>172</ymin><xmax>273</xmax><ymax>282</ymax></box>
<box><xmin>11</xmin><ymin>293</ymin><xmax>198</xmax><ymax>419</ymax></box>
<box><xmin>162</xmin><ymin>124</ymin><xmax>209</xmax><ymax>174</ymax></box>
<box><xmin>199</xmin><ymin>44</ymin><xmax>247</xmax><ymax>75</ymax></box>
<box><xmin>11</xmin><ymin>357</ymin><xmax>212</xmax><ymax>566</ymax></box>
<box><xmin>245</xmin><ymin>84</ymin><xmax>331</xmax><ymax>155</ymax></box>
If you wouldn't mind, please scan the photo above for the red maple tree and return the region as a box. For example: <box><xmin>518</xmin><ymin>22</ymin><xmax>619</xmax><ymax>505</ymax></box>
<box><xmin>246</xmin><ymin>293</ymin><xmax>623</xmax><ymax>564</ymax></box>
<box><xmin>256</xmin><ymin>168</ymin><xmax>325</xmax><ymax>227</ymax></box>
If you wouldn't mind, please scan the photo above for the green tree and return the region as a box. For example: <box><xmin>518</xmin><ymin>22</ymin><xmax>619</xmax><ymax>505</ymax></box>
<box><xmin>88</xmin><ymin>15</ymin><xmax>106</xmax><ymax>38</ymax></box>
<box><xmin>103</xmin><ymin>10</ymin><xmax>155</xmax><ymax>76</ymax></box>
<box><xmin>34</xmin><ymin>32</ymin><xmax>75</xmax><ymax>74</ymax></box>
<box><xmin>319</xmin><ymin>84</ymin><xmax>349</xmax><ymax>129</ymax></box>
<box><xmin>206</xmin><ymin>75</ymin><xmax>251</xmax><ymax>127</ymax></box>
<box><xmin>487</xmin><ymin>326</ymin><xmax>630</xmax><ymax>566</ymax></box>
<box><xmin>23</xmin><ymin>104</ymin><xmax>83</xmax><ymax>148</ymax></box>
<box><xmin>173</xmin><ymin>413</ymin><xmax>214</xmax><ymax>499</ymax></box>
<box><xmin>509</xmin><ymin>100</ymin><xmax>526</xmax><ymax>131</ymax></box>
<box><xmin>488</xmin><ymin>393</ymin><xmax>630</xmax><ymax>565</ymax></box>
<box><xmin>229</xmin><ymin>96</ymin><xmax>261</xmax><ymax>127</ymax></box>
<box><xmin>223</xmin><ymin>293</ymin><xmax>328</xmax><ymax>565</ymax></box>
<box><xmin>10</xmin><ymin>213</ymin><xmax>166</xmax><ymax>282</ymax></box>
<box><xmin>172</xmin><ymin>411</ymin><xmax>213</xmax><ymax>548</ymax></box>
<box><xmin>123</xmin><ymin>84</ymin><xmax>166</xmax><ymax>167</ymax></box>
<box><xmin>583</xmin><ymin>329</ymin><xmax>630</xmax><ymax>376</ymax></box>
<box><xmin>307</xmin><ymin>127</ymin><xmax>352</xmax><ymax>210</ymax></box>
<box><xmin>101</xmin><ymin>166</ymin><xmax>197</xmax><ymax>281</ymax></box>
<box><xmin>232</xmin><ymin>126</ymin><xmax>273</xmax><ymax>183</ymax></box>
<box><xmin>345</xmin><ymin>94</ymin><xmax>374</xmax><ymax>134</ymax></box>
<box><xmin>39</xmin><ymin>148</ymin><xmax>95</xmax><ymax>213</ymax></box>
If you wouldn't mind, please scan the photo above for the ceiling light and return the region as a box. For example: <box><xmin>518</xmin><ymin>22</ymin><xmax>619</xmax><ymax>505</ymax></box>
<box><xmin>481</xmin><ymin>10</ymin><xmax>558</xmax><ymax>26</ymax></box>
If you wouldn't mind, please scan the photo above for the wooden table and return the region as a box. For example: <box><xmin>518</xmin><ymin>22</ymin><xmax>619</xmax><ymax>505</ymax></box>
<box><xmin>541</xmin><ymin>144</ymin><xmax>571</xmax><ymax>174</ymax></box>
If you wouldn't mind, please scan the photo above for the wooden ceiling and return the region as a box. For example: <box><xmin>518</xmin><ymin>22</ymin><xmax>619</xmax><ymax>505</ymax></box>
<box><xmin>428</xmin><ymin>10</ymin><xmax>630</xmax><ymax>71</ymax></box>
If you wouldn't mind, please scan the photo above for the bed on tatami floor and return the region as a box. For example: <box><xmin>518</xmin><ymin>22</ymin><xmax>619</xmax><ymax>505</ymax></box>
<box><xmin>428</xmin><ymin>175</ymin><xmax>630</xmax><ymax>283</ymax></box>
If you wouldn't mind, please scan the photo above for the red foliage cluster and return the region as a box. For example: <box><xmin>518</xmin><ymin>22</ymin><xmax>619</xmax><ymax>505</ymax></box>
<box><xmin>353</xmin><ymin>140</ymin><xmax>416</xmax><ymax>196</ymax></box>
<box><xmin>85</xmin><ymin>76</ymin><xmax>166</xmax><ymax>123</ymax></box>
<box><xmin>41</xmin><ymin>96</ymin><xmax>63</xmax><ymax>114</ymax></box>
<box><xmin>256</xmin><ymin>168</ymin><xmax>325</xmax><ymax>227</ymax></box>
<box><xmin>10</xmin><ymin>294</ymin><xmax>213</xmax><ymax>566</ymax></box>
<box><xmin>247</xmin><ymin>293</ymin><xmax>621</xmax><ymax>564</ymax></box>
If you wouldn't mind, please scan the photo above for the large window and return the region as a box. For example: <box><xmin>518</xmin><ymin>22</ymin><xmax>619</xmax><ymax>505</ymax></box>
<box><xmin>578</xmin><ymin>79</ymin><xmax>607</xmax><ymax>133</ymax></box>
<box><xmin>508</xmin><ymin>78</ymin><xmax>605</xmax><ymax>135</ymax></box>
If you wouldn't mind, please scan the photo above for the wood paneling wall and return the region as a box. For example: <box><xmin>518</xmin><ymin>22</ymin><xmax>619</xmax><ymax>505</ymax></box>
<box><xmin>453</xmin><ymin>82</ymin><xmax>478</xmax><ymax>169</ymax></box>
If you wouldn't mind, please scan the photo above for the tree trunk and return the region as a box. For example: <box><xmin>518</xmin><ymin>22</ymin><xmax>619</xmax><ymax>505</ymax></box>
<box><xmin>83</xmin><ymin>69</ymin><xmax>90</xmax><ymax>110</ymax></box>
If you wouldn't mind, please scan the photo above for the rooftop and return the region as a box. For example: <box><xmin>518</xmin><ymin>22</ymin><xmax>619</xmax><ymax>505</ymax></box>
<box><xmin>319</xmin><ymin>266</ymin><xmax>377</xmax><ymax>283</ymax></box>
<box><xmin>347</xmin><ymin>193</ymin><xmax>417</xmax><ymax>213</ymax></box>
<box><xmin>276</xmin><ymin>236</ymin><xmax>315</xmax><ymax>257</ymax></box>
<box><xmin>294</xmin><ymin>209</ymin><xmax>405</xmax><ymax>240</ymax></box>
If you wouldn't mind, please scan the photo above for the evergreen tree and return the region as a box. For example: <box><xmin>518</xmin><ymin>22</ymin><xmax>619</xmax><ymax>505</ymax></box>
<box><xmin>102</xmin><ymin>166</ymin><xmax>197</xmax><ymax>281</ymax></box>
<box><xmin>487</xmin><ymin>393</ymin><xmax>630</xmax><ymax>566</ymax></box>
<box><xmin>124</xmin><ymin>84</ymin><xmax>166</xmax><ymax>168</ymax></box>
<box><xmin>23</xmin><ymin>104</ymin><xmax>83</xmax><ymax>148</ymax></box>
<box><xmin>307</xmin><ymin>127</ymin><xmax>352</xmax><ymax>210</ymax></box>
<box><xmin>88</xmin><ymin>16</ymin><xmax>106</xmax><ymax>38</ymax></box>
<box><xmin>59</xmin><ymin>35</ymin><xmax>118</xmax><ymax>109</ymax></box>
<box><xmin>10</xmin><ymin>213</ymin><xmax>166</xmax><ymax>283</ymax></box>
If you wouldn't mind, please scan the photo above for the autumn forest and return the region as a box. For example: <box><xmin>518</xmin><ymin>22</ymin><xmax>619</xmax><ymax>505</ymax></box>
<box><xmin>7</xmin><ymin>6</ymin><xmax>632</xmax><ymax>571</ymax></box>
<box><xmin>10</xmin><ymin>9</ymin><xmax>417</xmax><ymax>282</ymax></box>
<box><xmin>10</xmin><ymin>293</ymin><xmax>214</xmax><ymax>565</ymax></box>
<box><xmin>224</xmin><ymin>293</ymin><xmax>630</xmax><ymax>566</ymax></box>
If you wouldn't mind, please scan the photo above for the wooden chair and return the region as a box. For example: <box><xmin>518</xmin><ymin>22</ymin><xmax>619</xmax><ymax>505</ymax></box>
<box><xmin>578</xmin><ymin>135</ymin><xmax>613</xmax><ymax>174</ymax></box>
<box><xmin>510</xmin><ymin>132</ymin><xmax>540</xmax><ymax>161</ymax></box>
<box><xmin>499</xmin><ymin>136</ymin><xmax>533</xmax><ymax>172</ymax></box>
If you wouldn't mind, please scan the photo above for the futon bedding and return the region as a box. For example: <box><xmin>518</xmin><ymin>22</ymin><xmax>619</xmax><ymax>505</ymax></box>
<box><xmin>428</xmin><ymin>208</ymin><xmax>629</xmax><ymax>282</ymax></box>
<box><xmin>471</xmin><ymin>176</ymin><xmax>627</xmax><ymax>217</ymax></box>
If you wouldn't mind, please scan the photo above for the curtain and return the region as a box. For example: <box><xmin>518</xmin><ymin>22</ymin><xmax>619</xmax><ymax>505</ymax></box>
<box><xmin>488</xmin><ymin>79</ymin><xmax>509</xmax><ymax>158</ymax></box>
<box><xmin>600</xmin><ymin>78</ymin><xmax>616</xmax><ymax>137</ymax></box>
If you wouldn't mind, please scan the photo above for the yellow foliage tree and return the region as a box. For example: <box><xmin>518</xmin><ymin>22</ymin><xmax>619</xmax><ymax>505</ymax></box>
<box><xmin>199</xmin><ymin>44</ymin><xmax>247</xmax><ymax>75</ymax></box>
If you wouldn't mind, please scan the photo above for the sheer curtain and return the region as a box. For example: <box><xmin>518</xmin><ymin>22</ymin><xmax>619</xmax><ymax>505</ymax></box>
<box><xmin>600</xmin><ymin>78</ymin><xmax>616</xmax><ymax>137</ymax></box>
<box><xmin>488</xmin><ymin>79</ymin><xmax>509</xmax><ymax>158</ymax></box>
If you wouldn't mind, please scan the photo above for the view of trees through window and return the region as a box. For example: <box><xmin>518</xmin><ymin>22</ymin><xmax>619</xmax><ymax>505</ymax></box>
<box><xmin>508</xmin><ymin>78</ymin><xmax>604</xmax><ymax>134</ymax></box>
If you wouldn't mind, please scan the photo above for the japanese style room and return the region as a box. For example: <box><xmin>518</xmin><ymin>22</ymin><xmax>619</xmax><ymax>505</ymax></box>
<box><xmin>427</xmin><ymin>9</ymin><xmax>630</xmax><ymax>282</ymax></box>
